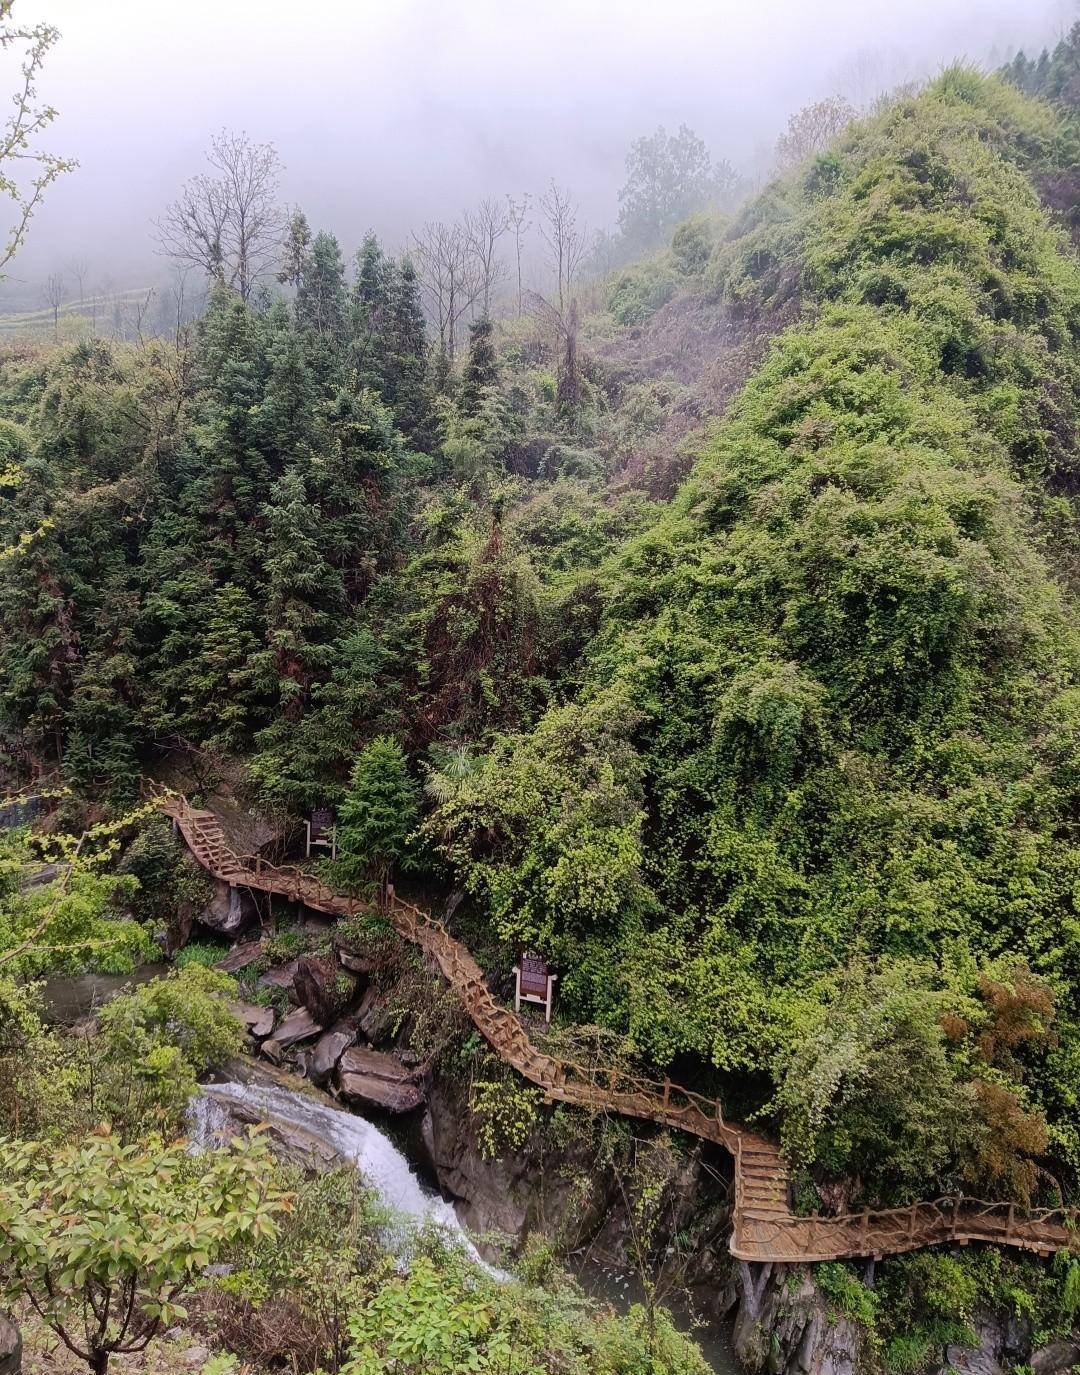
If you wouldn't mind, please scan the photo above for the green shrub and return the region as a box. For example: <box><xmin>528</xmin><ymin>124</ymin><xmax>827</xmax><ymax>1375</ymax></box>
<box><xmin>605</xmin><ymin>257</ymin><xmax>678</xmax><ymax>325</ymax></box>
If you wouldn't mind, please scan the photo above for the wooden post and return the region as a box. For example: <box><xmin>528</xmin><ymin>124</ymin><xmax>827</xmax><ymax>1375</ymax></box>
<box><xmin>512</xmin><ymin>965</ymin><xmax>522</xmax><ymax>1014</ymax></box>
<box><xmin>662</xmin><ymin>1077</ymin><xmax>670</xmax><ymax>1111</ymax></box>
<box><xmin>1006</xmin><ymin>1203</ymin><xmax>1015</xmax><ymax>1243</ymax></box>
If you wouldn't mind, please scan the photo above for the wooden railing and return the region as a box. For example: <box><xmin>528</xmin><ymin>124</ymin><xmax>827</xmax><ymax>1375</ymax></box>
<box><xmin>150</xmin><ymin>784</ymin><xmax>1080</xmax><ymax>1264</ymax></box>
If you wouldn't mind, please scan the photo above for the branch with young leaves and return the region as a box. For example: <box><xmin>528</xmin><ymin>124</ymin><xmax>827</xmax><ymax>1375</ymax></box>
<box><xmin>0</xmin><ymin>1</ymin><xmax>76</xmax><ymax>274</ymax></box>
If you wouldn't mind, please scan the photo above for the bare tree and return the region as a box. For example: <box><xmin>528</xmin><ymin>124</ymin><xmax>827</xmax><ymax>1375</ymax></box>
<box><xmin>0</xmin><ymin>3</ymin><xmax>75</xmax><ymax>274</ymax></box>
<box><xmin>506</xmin><ymin>193</ymin><xmax>531</xmax><ymax>318</ymax></box>
<box><xmin>538</xmin><ymin>181</ymin><xmax>586</xmax><ymax>315</ymax></box>
<box><xmin>132</xmin><ymin>286</ymin><xmax>156</xmax><ymax>346</ymax></box>
<box><xmin>156</xmin><ymin>130</ymin><xmax>285</xmax><ymax>301</ymax></box>
<box><xmin>65</xmin><ymin>256</ymin><xmax>89</xmax><ymax>312</ymax></box>
<box><xmin>775</xmin><ymin>96</ymin><xmax>856</xmax><ymax>169</ymax></box>
<box><xmin>465</xmin><ymin>197</ymin><xmax>508</xmax><ymax>317</ymax></box>
<box><xmin>412</xmin><ymin>218</ymin><xmax>482</xmax><ymax>360</ymax></box>
<box><xmin>97</xmin><ymin>272</ymin><xmax>117</xmax><ymax>339</ymax></box>
<box><xmin>40</xmin><ymin>271</ymin><xmax>63</xmax><ymax>340</ymax></box>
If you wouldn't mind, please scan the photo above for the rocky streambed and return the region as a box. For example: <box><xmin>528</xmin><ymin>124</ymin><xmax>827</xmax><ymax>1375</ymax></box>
<box><xmin>44</xmin><ymin>867</ymin><xmax>1080</xmax><ymax>1375</ymax></box>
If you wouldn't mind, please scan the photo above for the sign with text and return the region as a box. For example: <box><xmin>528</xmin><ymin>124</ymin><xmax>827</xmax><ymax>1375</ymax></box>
<box><xmin>309</xmin><ymin>808</ymin><xmax>334</xmax><ymax>842</ymax></box>
<box><xmin>514</xmin><ymin>951</ymin><xmax>557</xmax><ymax>1022</ymax></box>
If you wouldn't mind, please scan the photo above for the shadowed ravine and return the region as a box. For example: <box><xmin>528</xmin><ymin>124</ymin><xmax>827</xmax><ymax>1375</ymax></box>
<box><xmin>155</xmin><ymin>786</ymin><xmax>1080</xmax><ymax>1266</ymax></box>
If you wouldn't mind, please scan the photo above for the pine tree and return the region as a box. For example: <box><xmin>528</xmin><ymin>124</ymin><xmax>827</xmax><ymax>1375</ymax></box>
<box><xmin>296</xmin><ymin>230</ymin><xmax>348</xmax><ymax>392</ymax></box>
<box><xmin>263</xmin><ymin>466</ymin><xmax>343</xmax><ymax>716</ymax></box>
<box><xmin>177</xmin><ymin>288</ymin><xmax>272</xmax><ymax>584</ymax></box>
<box><xmin>256</xmin><ymin>301</ymin><xmax>317</xmax><ymax>462</ymax></box>
<box><xmin>384</xmin><ymin>255</ymin><xmax>430</xmax><ymax>445</ymax></box>
<box><xmin>278</xmin><ymin>208</ymin><xmax>312</xmax><ymax>288</ymax></box>
<box><xmin>459</xmin><ymin>316</ymin><xmax>497</xmax><ymax>418</ymax></box>
<box><xmin>311</xmin><ymin>388</ymin><xmax>403</xmax><ymax>586</ymax></box>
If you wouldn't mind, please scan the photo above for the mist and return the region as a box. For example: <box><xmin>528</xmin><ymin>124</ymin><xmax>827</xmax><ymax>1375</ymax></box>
<box><xmin>0</xmin><ymin>0</ymin><xmax>1070</xmax><ymax>299</ymax></box>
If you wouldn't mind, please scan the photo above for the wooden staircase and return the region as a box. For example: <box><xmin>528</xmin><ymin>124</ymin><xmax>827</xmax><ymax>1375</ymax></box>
<box><xmin>152</xmin><ymin>786</ymin><xmax>1080</xmax><ymax>1265</ymax></box>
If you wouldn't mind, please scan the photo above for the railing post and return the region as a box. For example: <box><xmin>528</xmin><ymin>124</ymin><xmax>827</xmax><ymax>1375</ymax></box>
<box><xmin>1006</xmin><ymin>1203</ymin><xmax>1015</xmax><ymax>1243</ymax></box>
<box><xmin>860</xmin><ymin>1209</ymin><xmax>870</xmax><ymax>1251</ymax></box>
<box><xmin>662</xmin><ymin>1077</ymin><xmax>670</xmax><ymax>1111</ymax></box>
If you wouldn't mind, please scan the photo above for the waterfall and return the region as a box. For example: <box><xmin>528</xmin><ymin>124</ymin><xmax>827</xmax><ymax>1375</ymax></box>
<box><xmin>190</xmin><ymin>1080</ymin><xmax>498</xmax><ymax>1274</ymax></box>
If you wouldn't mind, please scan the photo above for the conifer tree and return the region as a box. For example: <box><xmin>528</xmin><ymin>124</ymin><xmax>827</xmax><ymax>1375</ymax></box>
<box><xmin>384</xmin><ymin>255</ymin><xmax>430</xmax><ymax>446</ymax></box>
<box><xmin>263</xmin><ymin>465</ymin><xmax>343</xmax><ymax>716</ymax></box>
<box><xmin>311</xmin><ymin>389</ymin><xmax>403</xmax><ymax>586</ymax></box>
<box><xmin>459</xmin><ymin>316</ymin><xmax>497</xmax><ymax>418</ymax></box>
<box><xmin>295</xmin><ymin>230</ymin><xmax>348</xmax><ymax>391</ymax></box>
<box><xmin>256</xmin><ymin>301</ymin><xmax>317</xmax><ymax>462</ymax></box>
<box><xmin>278</xmin><ymin>208</ymin><xmax>312</xmax><ymax>288</ymax></box>
<box><xmin>296</xmin><ymin>231</ymin><xmax>347</xmax><ymax>342</ymax></box>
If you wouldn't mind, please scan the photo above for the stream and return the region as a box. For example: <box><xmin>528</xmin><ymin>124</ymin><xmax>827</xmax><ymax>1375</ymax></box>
<box><xmin>44</xmin><ymin>969</ymin><xmax>742</xmax><ymax>1373</ymax></box>
<box><xmin>191</xmin><ymin>1078</ymin><xmax>742</xmax><ymax>1374</ymax></box>
<box><xmin>189</xmin><ymin>1079</ymin><xmax>496</xmax><ymax>1273</ymax></box>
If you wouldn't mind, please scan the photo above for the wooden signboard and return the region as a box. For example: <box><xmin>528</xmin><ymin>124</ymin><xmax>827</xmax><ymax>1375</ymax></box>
<box><xmin>513</xmin><ymin>951</ymin><xmax>557</xmax><ymax>1022</ymax></box>
<box><xmin>305</xmin><ymin>808</ymin><xmax>337</xmax><ymax>859</ymax></box>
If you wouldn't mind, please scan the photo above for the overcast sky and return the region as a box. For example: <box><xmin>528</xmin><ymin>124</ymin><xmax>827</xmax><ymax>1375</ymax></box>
<box><xmin>1</xmin><ymin>0</ymin><xmax>1070</xmax><ymax>293</ymax></box>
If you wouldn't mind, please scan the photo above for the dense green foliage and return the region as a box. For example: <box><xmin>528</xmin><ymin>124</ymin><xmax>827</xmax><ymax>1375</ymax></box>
<box><xmin>0</xmin><ymin>1129</ymin><xmax>286</xmax><ymax>1374</ymax></box>
<box><xmin>7</xmin><ymin>68</ymin><xmax>1080</xmax><ymax>1227</ymax></box>
<box><xmin>430</xmin><ymin>71</ymin><xmax>1080</xmax><ymax>1203</ymax></box>
<box><xmin>816</xmin><ymin>1248</ymin><xmax>1080</xmax><ymax>1373</ymax></box>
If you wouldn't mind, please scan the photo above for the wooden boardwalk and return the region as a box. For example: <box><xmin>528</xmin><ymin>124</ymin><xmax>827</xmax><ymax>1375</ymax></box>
<box><xmin>155</xmin><ymin>789</ymin><xmax>1080</xmax><ymax>1264</ymax></box>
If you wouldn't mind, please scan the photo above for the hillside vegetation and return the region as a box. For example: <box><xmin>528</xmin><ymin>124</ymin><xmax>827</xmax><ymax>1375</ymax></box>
<box><xmin>4</xmin><ymin>69</ymin><xmax>1080</xmax><ymax>1227</ymax></box>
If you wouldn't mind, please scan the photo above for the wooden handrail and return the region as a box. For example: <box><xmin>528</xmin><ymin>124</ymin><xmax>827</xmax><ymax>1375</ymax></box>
<box><xmin>148</xmin><ymin>784</ymin><xmax>1080</xmax><ymax>1265</ymax></box>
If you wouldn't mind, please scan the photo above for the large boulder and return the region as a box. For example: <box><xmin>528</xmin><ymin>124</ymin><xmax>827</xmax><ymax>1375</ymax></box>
<box><xmin>355</xmin><ymin>986</ymin><xmax>394</xmax><ymax>1044</ymax></box>
<box><xmin>258</xmin><ymin>961</ymin><xmax>300</xmax><ymax>996</ymax></box>
<box><xmin>337</xmin><ymin>1047</ymin><xmax>423</xmax><ymax>1113</ymax></box>
<box><xmin>229</xmin><ymin>1000</ymin><xmax>275</xmax><ymax>1040</ymax></box>
<box><xmin>0</xmin><ymin>1310</ymin><xmax>19</xmax><ymax>1374</ymax></box>
<box><xmin>294</xmin><ymin>955</ymin><xmax>357</xmax><ymax>1027</ymax></box>
<box><xmin>310</xmin><ymin>1023</ymin><xmax>357</xmax><ymax>1084</ymax></box>
<box><xmin>261</xmin><ymin>1007</ymin><xmax>322</xmax><ymax>1064</ymax></box>
<box><xmin>1032</xmin><ymin>1340</ymin><xmax>1080</xmax><ymax>1375</ymax></box>
<box><xmin>217</xmin><ymin>939</ymin><xmax>266</xmax><ymax>973</ymax></box>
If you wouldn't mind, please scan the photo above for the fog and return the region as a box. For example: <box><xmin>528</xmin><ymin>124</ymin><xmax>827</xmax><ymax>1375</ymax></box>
<box><xmin>0</xmin><ymin>0</ymin><xmax>1070</xmax><ymax>299</ymax></box>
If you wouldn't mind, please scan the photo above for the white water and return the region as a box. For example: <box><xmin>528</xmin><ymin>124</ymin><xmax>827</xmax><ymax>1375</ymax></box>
<box><xmin>190</xmin><ymin>1080</ymin><xmax>496</xmax><ymax>1272</ymax></box>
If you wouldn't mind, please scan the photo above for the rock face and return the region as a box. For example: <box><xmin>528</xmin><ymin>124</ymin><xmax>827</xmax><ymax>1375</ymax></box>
<box><xmin>195</xmin><ymin>873</ymin><xmax>256</xmax><ymax>937</ymax></box>
<box><xmin>337</xmin><ymin>1046</ymin><xmax>423</xmax><ymax>1112</ymax></box>
<box><xmin>0</xmin><ymin>1311</ymin><xmax>19</xmax><ymax>1374</ymax></box>
<box><xmin>936</xmin><ymin>1312</ymin><xmax>1035</xmax><ymax>1375</ymax></box>
<box><xmin>421</xmin><ymin>1078</ymin><xmax>619</xmax><ymax>1246</ymax></box>
<box><xmin>729</xmin><ymin>1264</ymin><xmax>866</xmax><ymax>1375</ymax></box>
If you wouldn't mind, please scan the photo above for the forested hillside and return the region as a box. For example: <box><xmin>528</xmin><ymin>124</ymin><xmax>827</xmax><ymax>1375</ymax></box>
<box><xmin>7</xmin><ymin>42</ymin><xmax>1080</xmax><ymax>1374</ymax></box>
<box><xmin>4</xmin><ymin>66</ymin><xmax>1080</xmax><ymax>1179</ymax></box>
